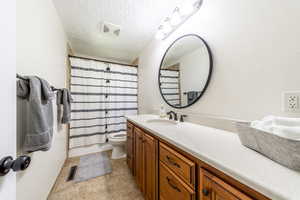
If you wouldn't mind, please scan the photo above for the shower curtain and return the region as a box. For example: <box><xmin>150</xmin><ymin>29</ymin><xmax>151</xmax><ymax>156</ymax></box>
<box><xmin>69</xmin><ymin>57</ymin><xmax>138</xmax><ymax>149</ymax></box>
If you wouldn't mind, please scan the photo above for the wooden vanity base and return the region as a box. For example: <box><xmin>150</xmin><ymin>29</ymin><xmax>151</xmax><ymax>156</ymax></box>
<box><xmin>126</xmin><ymin>120</ymin><xmax>271</xmax><ymax>200</ymax></box>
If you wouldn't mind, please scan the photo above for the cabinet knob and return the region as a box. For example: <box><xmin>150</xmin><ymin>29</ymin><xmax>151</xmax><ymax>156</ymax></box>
<box><xmin>202</xmin><ymin>188</ymin><xmax>210</xmax><ymax>196</ymax></box>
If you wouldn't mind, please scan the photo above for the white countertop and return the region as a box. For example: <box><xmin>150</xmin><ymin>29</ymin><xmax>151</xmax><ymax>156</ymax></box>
<box><xmin>126</xmin><ymin>114</ymin><xmax>300</xmax><ymax>200</ymax></box>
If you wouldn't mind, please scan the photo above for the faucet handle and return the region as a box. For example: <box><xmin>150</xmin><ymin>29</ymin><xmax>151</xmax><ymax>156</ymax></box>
<box><xmin>167</xmin><ymin>111</ymin><xmax>173</xmax><ymax>120</ymax></box>
<box><xmin>174</xmin><ymin>113</ymin><xmax>178</xmax><ymax>121</ymax></box>
<box><xmin>180</xmin><ymin>115</ymin><xmax>187</xmax><ymax>122</ymax></box>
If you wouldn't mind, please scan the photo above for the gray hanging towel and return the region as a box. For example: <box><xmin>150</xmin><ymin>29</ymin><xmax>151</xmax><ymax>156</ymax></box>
<box><xmin>17</xmin><ymin>76</ymin><xmax>54</xmax><ymax>153</ymax></box>
<box><xmin>56</xmin><ymin>88</ymin><xmax>73</xmax><ymax>124</ymax></box>
<box><xmin>187</xmin><ymin>91</ymin><xmax>200</xmax><ymax>104</ymax></box>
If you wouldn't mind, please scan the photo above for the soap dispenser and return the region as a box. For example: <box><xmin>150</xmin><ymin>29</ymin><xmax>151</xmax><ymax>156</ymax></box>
<box><xmin>159</xmin><ymin>105</ymin><xmax>166</xmax><ymax>118</ymax></box>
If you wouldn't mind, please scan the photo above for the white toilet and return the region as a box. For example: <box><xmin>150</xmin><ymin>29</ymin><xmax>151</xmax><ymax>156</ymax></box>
<box><xmin>108</xmin><ymin>132</ymin><xmax>127</xmax><ymax>159</ymax></box>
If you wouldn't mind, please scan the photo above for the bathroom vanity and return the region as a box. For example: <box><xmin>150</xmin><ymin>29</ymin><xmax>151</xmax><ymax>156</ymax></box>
<box><xmin>126</xmin><ymin>115</ymin><xmax>300</xmax><ymax>200</ymax></box>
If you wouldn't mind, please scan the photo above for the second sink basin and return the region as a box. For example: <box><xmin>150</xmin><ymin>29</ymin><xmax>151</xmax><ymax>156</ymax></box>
<box><xmin>146</xmin><ymin>118</ymin><xmax>178</xmax><ymax>125</ymax></box>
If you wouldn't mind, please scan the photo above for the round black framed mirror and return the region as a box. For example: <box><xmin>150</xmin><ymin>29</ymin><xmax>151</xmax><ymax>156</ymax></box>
<box><xmin>158</xmin><ymin>34</ymin><xmax>213</xmax><ymax>108</ymax></box>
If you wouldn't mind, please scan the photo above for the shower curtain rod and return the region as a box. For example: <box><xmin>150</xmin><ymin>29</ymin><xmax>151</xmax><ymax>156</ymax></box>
<box><xmin>68</xmin><ymin>55</ymin><xmax>138</xmax><ymax>68</ymax></box>
<box><xmin>16</xmin><ymin>74</ymin><xmax>59</xmax><ymax>91</ymax></box>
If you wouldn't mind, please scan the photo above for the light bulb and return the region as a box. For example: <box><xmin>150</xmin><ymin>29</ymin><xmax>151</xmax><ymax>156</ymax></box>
<box><xmin>193</xmin><ymin>0</ymin><xmax>203</xmax><ymax>9</ymax></box>
<box><xmin>170</xmin><ymin>9</ymin><xmax>181</xmax><ymax>26</ymax></box>
<box><xmin>162</xmin><ymin>19</ymin><xmax>172</xmax><ymax>34</ymax></box>
<box><xmin>180</xmin><ymin>3</ymin><xmax>194</xmax><ymax>16</ymax></box>
<box><xmin>155</xmin><ymin>30</ymin><xmax>165</xmax><ymax>40</ymax></box>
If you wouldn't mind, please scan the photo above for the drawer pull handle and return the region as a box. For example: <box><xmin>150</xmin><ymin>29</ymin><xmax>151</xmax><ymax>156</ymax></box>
<box><xmin>166</xmin><ymin>156</ymin><xmax>181</xmax><ymax>168</ymax></box>
<box><xmin>202</xmin><ymin>188</ymin><xmax>209</xmax><ymax>196</ymax></box>
<box><xmin>166</xmin><ymin>177</ymin><xmax>181</xmax><ymax>192</ymax></box>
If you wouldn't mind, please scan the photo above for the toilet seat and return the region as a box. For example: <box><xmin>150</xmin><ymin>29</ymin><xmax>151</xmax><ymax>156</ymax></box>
<box><xmin>108</xmin><ymin>132</ymin><xmax>127</xmax><ymax>142</ymax></box>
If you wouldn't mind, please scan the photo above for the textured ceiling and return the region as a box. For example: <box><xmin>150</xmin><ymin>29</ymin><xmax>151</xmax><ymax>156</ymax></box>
<box><xmin>53</xmin><ymin>0</ymin><xmax>185</xmax><ymax>63</ymax></box>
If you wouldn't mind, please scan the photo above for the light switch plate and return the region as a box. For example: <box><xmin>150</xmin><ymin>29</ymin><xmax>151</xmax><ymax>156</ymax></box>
<box><xmin>283</xmin><ymin>91</ymin><xmax>300</xmax><ymax>113</ymax></box>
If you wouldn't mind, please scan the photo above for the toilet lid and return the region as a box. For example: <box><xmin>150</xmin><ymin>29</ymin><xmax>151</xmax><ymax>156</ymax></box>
<box><xmin>112</xmin><ymin>133</ymin><xmax>126</xmax><ymax>138</ymax></box>
<box><xmin>109</xmin><ymin>132</ymin><xmax>127</xmax><ymax>142</ymax></box>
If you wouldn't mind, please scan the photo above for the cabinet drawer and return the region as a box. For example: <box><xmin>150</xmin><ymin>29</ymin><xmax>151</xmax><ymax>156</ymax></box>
<box><xmin>160</xmin><ymin>161</ymin><xmax>195</xmax><ymax>200</ymax></box>
<box><xmin>159</xmin><ymin>142</ymin><xmax>195</xmax><ymax>186</ymax></box>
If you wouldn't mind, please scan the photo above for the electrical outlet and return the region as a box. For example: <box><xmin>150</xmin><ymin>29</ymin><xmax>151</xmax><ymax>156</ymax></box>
<box><xmin>283</xmin><ymin>91</ymin><xmax>300</xmax><ymax>112</ymax></box>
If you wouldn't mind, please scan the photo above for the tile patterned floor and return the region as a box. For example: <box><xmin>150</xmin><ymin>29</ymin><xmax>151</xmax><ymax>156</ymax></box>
<box><xmin>48</xmin><ymin>152</ymin><xmax>143</xmax><ymax>200</ymax></box>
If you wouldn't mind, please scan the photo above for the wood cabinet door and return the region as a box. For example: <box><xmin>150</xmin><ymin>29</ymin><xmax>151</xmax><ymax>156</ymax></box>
<box><xmin>160</xmin><ymin>162</ymin><xmax>195</xmax><ymax>200</ymax></box>
<box><xmin>199</xmin><ymin>168</ymin><xmax>253</xmax><ymax>200</ymax></box>
<box><xmin>126</xmin><ymin>122</ymin><xmax>134</xmax><ymax>174</ymax></box>
<box><xmin>143</xmin><ymin>133</ymin><xmax>157</xmax><ymax>200</ymax></box>
<box><xmin>135</xmin><ymin>128</ymin><xmax>145</xmax><ymax>194</ymax></box>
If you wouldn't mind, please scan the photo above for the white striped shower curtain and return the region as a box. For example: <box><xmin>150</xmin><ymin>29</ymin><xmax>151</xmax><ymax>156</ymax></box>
<box><xmin>69</xmin><ymin>57</ymin><xmax>138</xmax><ymax>149</ymax></box>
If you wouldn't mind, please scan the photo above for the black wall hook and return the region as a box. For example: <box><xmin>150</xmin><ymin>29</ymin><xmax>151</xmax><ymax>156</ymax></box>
<box><xmin>0</xmin><ymin>155</ymin><xmax>31</xmax><ymax>176</ymax></box>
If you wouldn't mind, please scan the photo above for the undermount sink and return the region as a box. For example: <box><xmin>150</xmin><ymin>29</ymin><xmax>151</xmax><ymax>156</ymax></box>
<box><xmin>146</xmin><ymin>118</ymin><xmax>178</xmax><ymax>125</ymax></box>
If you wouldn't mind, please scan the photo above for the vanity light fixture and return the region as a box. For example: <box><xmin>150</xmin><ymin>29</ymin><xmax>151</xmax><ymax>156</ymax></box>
<box><xmin>170</xmin><ymin>8</ymin><xmax>181</xmax><ymax>26</ymax></box>
<box><xmin>156</xmin><ymin>25</ymin><xmax>165</xmax><ymax>40</ymax></box>
<box><xmin>162</xmin><ymin>18</ymin><xmax>172</xmax><ymax>34</ymax></box>
<box><xmin>155</xmin><ymin>0</ymin><xmax>203</xmax><ymax>40</ymax></box>
<box><xmin>181</xmin><ymin>3</ymin><xmax>195</xmax><ymax>16</ymax></box>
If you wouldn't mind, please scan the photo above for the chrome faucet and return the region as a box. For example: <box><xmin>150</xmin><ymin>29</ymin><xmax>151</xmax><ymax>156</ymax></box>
<box><xmin>167</xmin><ymin>111</ymin><xmax>178</xmax><ymax>121</ymax></box>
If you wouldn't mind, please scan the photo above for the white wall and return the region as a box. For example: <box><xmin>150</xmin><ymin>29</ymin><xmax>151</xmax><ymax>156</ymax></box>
<box><xmin>179</xmin><ymin>48</ymin><xmax>209</xmax><ymax>105</ymax></box>
<box><xmin>138</xmin><ymin>0</ymin><xmax>300</xmax><ymax>125</ymax></box>
<box><xmin>180</xmin><ymin>48</ymin><xmax>209</xmax><ymax>93</ymax></box>
<box><xmin>16</xmin><ymin>0</ymin><xmax>68</xmax><ymax>200</ymax></box>
<box><xmin>0</xmin><ymin>1</ymin><xmax>16</xmax><ymax>200</ymax></box>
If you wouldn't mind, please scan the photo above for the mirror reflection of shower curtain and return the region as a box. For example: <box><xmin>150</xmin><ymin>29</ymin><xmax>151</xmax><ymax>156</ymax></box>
<box><xmin>160</xmin><ymin>69</ymin><xmax>180</xmax><ymax>106</ymax></box>
<box><xmin>69</xmin><ymin>58</ymin><xmax>138</xmax><ymax>149</ymax></box>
